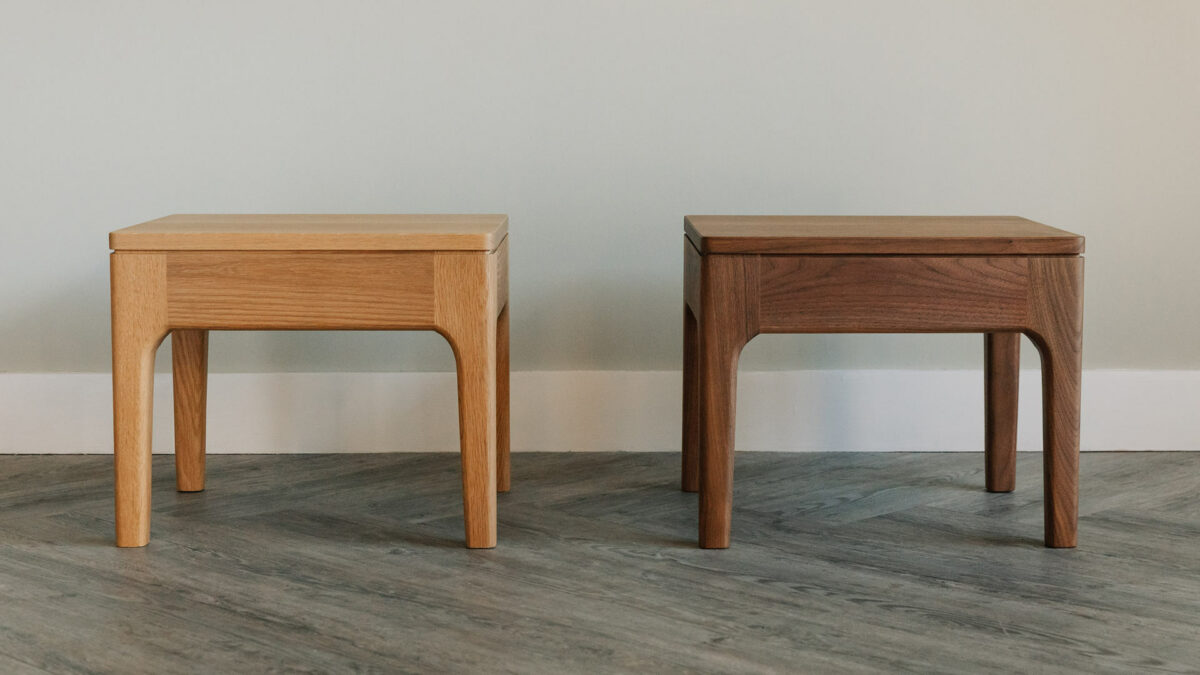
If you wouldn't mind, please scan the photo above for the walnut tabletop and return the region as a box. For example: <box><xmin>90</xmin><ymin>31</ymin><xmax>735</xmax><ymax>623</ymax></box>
<box><xmin>110</xmin><ymin>214</ymin><xmax>508</xmax><ymax>252</ymax></box>
<box><xmin>684</xmin><ymin>216</ymin><xmax>1083</xmax><ymax>256</ymax></box>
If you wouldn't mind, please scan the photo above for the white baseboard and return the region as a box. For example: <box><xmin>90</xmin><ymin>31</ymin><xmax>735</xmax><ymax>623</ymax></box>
<box><xmin>1</xmin><ymin>370</ymin><xmax>1195</xmax><ymax>454</ymax></box>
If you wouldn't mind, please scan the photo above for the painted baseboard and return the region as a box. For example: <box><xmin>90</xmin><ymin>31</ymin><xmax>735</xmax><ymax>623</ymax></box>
<box><xmin>0</xmin><ymin>370</ymin><xmax>1195</xmax><ymax>454</ymax></box>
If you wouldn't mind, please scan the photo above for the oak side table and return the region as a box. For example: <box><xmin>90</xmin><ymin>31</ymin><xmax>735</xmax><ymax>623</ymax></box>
<box><xmin>680</xmin><ymin>216</ymin><xmax>1084</xmax><ymax>549</ymax></box>
<box><xmin>109</xmin><ymin>214</ymin><xmax>510</xmax><ymax>549</ymax></box>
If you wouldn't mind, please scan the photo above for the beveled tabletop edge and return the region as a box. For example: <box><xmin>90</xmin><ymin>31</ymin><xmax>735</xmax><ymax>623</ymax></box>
<box><xmin>684</xmin><ymin>215</ymin><xmax>1084</xmax><ymax>256</ymax></box>
<box><xmin>110</xmin><ymin>214</ymin><xmax>508</xmax><ymax>252</ymax></box>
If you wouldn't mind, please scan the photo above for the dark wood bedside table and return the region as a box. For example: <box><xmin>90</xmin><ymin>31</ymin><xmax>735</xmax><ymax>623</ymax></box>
<box><xmin>681</xmin><ymin>216</ymin><xmax>1084</xmax><ymax>548</ymax></box>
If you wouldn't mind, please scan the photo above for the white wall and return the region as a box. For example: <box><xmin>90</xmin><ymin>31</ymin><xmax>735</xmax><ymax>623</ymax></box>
<box><xmin>0</xmin><ymin>0</ymin><xmax>1195</xmax><ymax>391</ymax></box>
<box><xmin>1</xmin><ymin>2</ymin><xmax>1197</xmax><ymax>452</ymax></box>
<box><xmin>1</xmin><ymin>0</ymin><xmax>1198</xmax><ymax>375</ymax></box>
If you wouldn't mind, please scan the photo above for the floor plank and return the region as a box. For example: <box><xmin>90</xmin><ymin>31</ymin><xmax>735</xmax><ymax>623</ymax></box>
<box><xmin>0</xmin><ymin>452</ymin><xmax>1196</xmax><ymax>673</ymax></box>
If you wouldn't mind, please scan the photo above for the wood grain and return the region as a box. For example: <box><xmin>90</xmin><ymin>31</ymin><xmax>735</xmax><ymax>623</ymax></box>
<box><xmin>434</xmin><ymin>251</ymin><xmax>499</xmax><ymax>549</ymax></box>
<box><xmin>984</xmin><ymin>332</ymin><xmax>1020</xmax><ymax>493</ymax></box>
<box><xmin>166</xmin><ymin>252</ymin><xmax>436</xmax><ymax>330</ymax></box>
<box><xmin>683</xmin><ymin>236</ymin><xmax>701</xmax><ymax>313</ymax></box>
<box><xmin>171</xmin><ymin>330</ymin><xmax>208</xmax><ymax>493</ymax></box>
<box><xmin>1026</xmin><ymin>257</ymin><xmax>1084</xmax><ymax>548</ymax></box>
<box><xmin>698</xmin><ymin>254</ymin><xmax>759</xmax><ymax>549</ymax></box>
<box><xmin>685</xmin><ymin>215</ymin><xmax>1083</xmax><ymax>255</ymax></box>
<box><xmin>495</xmin><ymin>237</ymin><xmax>511</xmax><ymax>493</ymax></box>
<box><xmin>110</xmin><ymin>252</ymin><xmax>169</xmax><ymax>547</ymax></box>
<box><xmin>497</xmin><ymin>302</ymin><xmax>511</xmax><ymax>494</ymax></box>
<box><xmin>758</xmin><ymin>256</ymin><xmax>1031</xmax><ymax>333</ymax></box>
<box><xmin>685</xmin><ymin>219</ymin><xmax>1084</xmax><ymax>549</ymax></box>
<box><xmin>111</xmin><ymin>219</ymin><xmax>509</xmax><ymax>549</ymax></box>
<box><xmin>681</xmin><ymin>239</ymin><xmax>702</xmax><ymax>493</ymax></box>
<box><xmin>110</xmin><ymin>214</ymin><xmax>508</xmax><ymax>252</ymax></box>
<box><xmin>495</xmin><ymin>235</ymin><xmax>509</xmax><ymax>313</ymax></box>
<box><xmin>681</xmin><ymin>303</ymin><xmax>700</xmax><ymax>493</ymax></box>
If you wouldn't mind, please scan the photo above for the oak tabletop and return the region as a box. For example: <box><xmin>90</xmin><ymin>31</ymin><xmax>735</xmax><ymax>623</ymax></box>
<box><xmin>684</xmin><ymin>216</ymin><xmax>1083</xmax><ymax>255</ymax></box>
<box><xmin>110</xmin><ymin>214</ymin><xmax>508</xmax><ymax>252</ymax></box>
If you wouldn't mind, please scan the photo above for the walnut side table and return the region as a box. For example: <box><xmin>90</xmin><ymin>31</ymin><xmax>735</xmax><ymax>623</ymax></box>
<box><xmin>109</xmin><ymin>214</ymin><xmax>510</xmax><ymax>549</ymax></box>
<box><xmin>681</xmin><ymin>216</ymin><xmax>1084</xmax><ymax>549</ymax></box>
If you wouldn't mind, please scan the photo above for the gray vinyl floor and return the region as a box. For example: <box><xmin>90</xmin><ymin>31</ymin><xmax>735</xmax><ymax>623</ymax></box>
<box><xmin>0</xmin><ymin>452</ymin><xmax>1197</xmax><ymax>674</ymax></box>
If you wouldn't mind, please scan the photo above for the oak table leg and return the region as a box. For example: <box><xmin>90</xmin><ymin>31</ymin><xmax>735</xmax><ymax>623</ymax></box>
<box><xmin>497</xmin><ymin>303</ymin><xmax>511</xmax><ymax>494</ymax></box>
<box><xmin>984</xmin><ymin>332</ymin><xmax>1020</xmax><ymax>492</ymax></box>
<box><xmin>437</xmin><ymin>254</ymin><xmax>499</xmax><ymax>549</ymax></box>
<box><xmin>452</xmin><ymin>325</ymin><xmax>498</xmax><ymax>548</ymax></box>
<box><xmin>111</xmin><ymin>253</ymin><xmax>167</xmax><ymax>548</ymax></box>
<box><xmin>172</xmin><ymin>329</ymin><xmax>209</xmax><ymax>492</ymax></box>
<box><xmin>681</xmin><ymin>304</ymin><xmax>700</xmax><ymax>493</ymax></box>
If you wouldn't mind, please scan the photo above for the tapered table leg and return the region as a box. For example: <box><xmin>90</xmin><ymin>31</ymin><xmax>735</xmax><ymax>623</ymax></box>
<box><xmin>984</xmin><ymin>332</ymin><xmax>1020</xmax><ymax>492</ymax></box>
<box><xmin>1029</xmin><ymin>258</ymin><xmax>1084</xmax><ymax>548</ymax></box>
<box><xmin>172</xmin><ymin>329</ymin><xmax>209</xmax><ymax>492</ymax></box>
<box><xmin>111</xmin><ymin>253</ymin><xmax>167</xmax><ymax>547</ymax></box>
<box><xmin>496</xmin><ymin>303</ymin><xmax>511</xmax><ymax>494</ymax></box>
<box><xmin>437</xmin><ymin>254</ymin><xmax>499</xmax><ymax>549</ymax></box>
<box><xmin>682</xmin><ymin>304</ymin><xmax>700</xmax><ymax>493</ymax></box>
<box><xmin>698</xmin><ymin>255</ymin><xmax>756</xmax><ymax>549</ymax></box>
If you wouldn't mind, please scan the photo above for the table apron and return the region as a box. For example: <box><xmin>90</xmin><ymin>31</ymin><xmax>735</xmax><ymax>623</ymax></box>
<box><xmin>163</xmin><ymin>251</ymin><xmax>441</xmax><ymax>330</ymax></box>
<box><xmin>752</xmin><ymin>255</ymin><xmax>1071</xmax><ymax>334</ymax></box>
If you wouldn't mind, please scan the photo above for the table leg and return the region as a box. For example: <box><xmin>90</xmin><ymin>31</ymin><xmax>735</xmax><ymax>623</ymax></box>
<box><xmin>437</xmin><ymin>254</ymin><xmax>499</xmax><ymax>549</ymax></box>
<box><xmin>111</xmin><ymin>253</ymin><xmax>167</xmax><ymax>547</ymax></box>
<box><xmin>698</xmin><ymin>255</ymin><xmax>756</xmax><ymax>549</ymax></box>
<box><xmin>682</xmin><ymin>303</ymin><xmax>700</xmax><ymax>493</ymax></box>
<box><xmin>1028</xmin><ymin>258</ymin><xmax>1084</xmax><ymax>548</ymax></box>
<box><xmin>984</xmin><ymin>332</ymin><xmax>1020</xmax><ymax>492</ymax></box>
<box><xmin>496</xmin><ymin>303</ymin><xmax>511</xmax><ymax>494</ymax></box>
<box><xmin>172</xmin><ymin>329</ymin><xmax>208</xmax><ymax>492</ymax></box>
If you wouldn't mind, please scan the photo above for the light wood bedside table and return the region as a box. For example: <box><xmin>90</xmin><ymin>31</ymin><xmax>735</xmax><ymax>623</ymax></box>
<box><xmin>681</xmin><ymin>216</ymin><xmax>1084</xmax><ymax>549</ymax></box>
<box><xmin>109</xmin><ymin>214</ymin><xmax>510</xmax><ymax>549</ymax></box>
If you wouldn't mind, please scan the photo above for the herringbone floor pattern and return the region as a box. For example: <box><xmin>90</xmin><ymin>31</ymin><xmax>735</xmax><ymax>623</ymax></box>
<box><xmin>0</xmin><ymin>452</ymin><xmax>1196</xmax><ymax>673</ymax></box>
